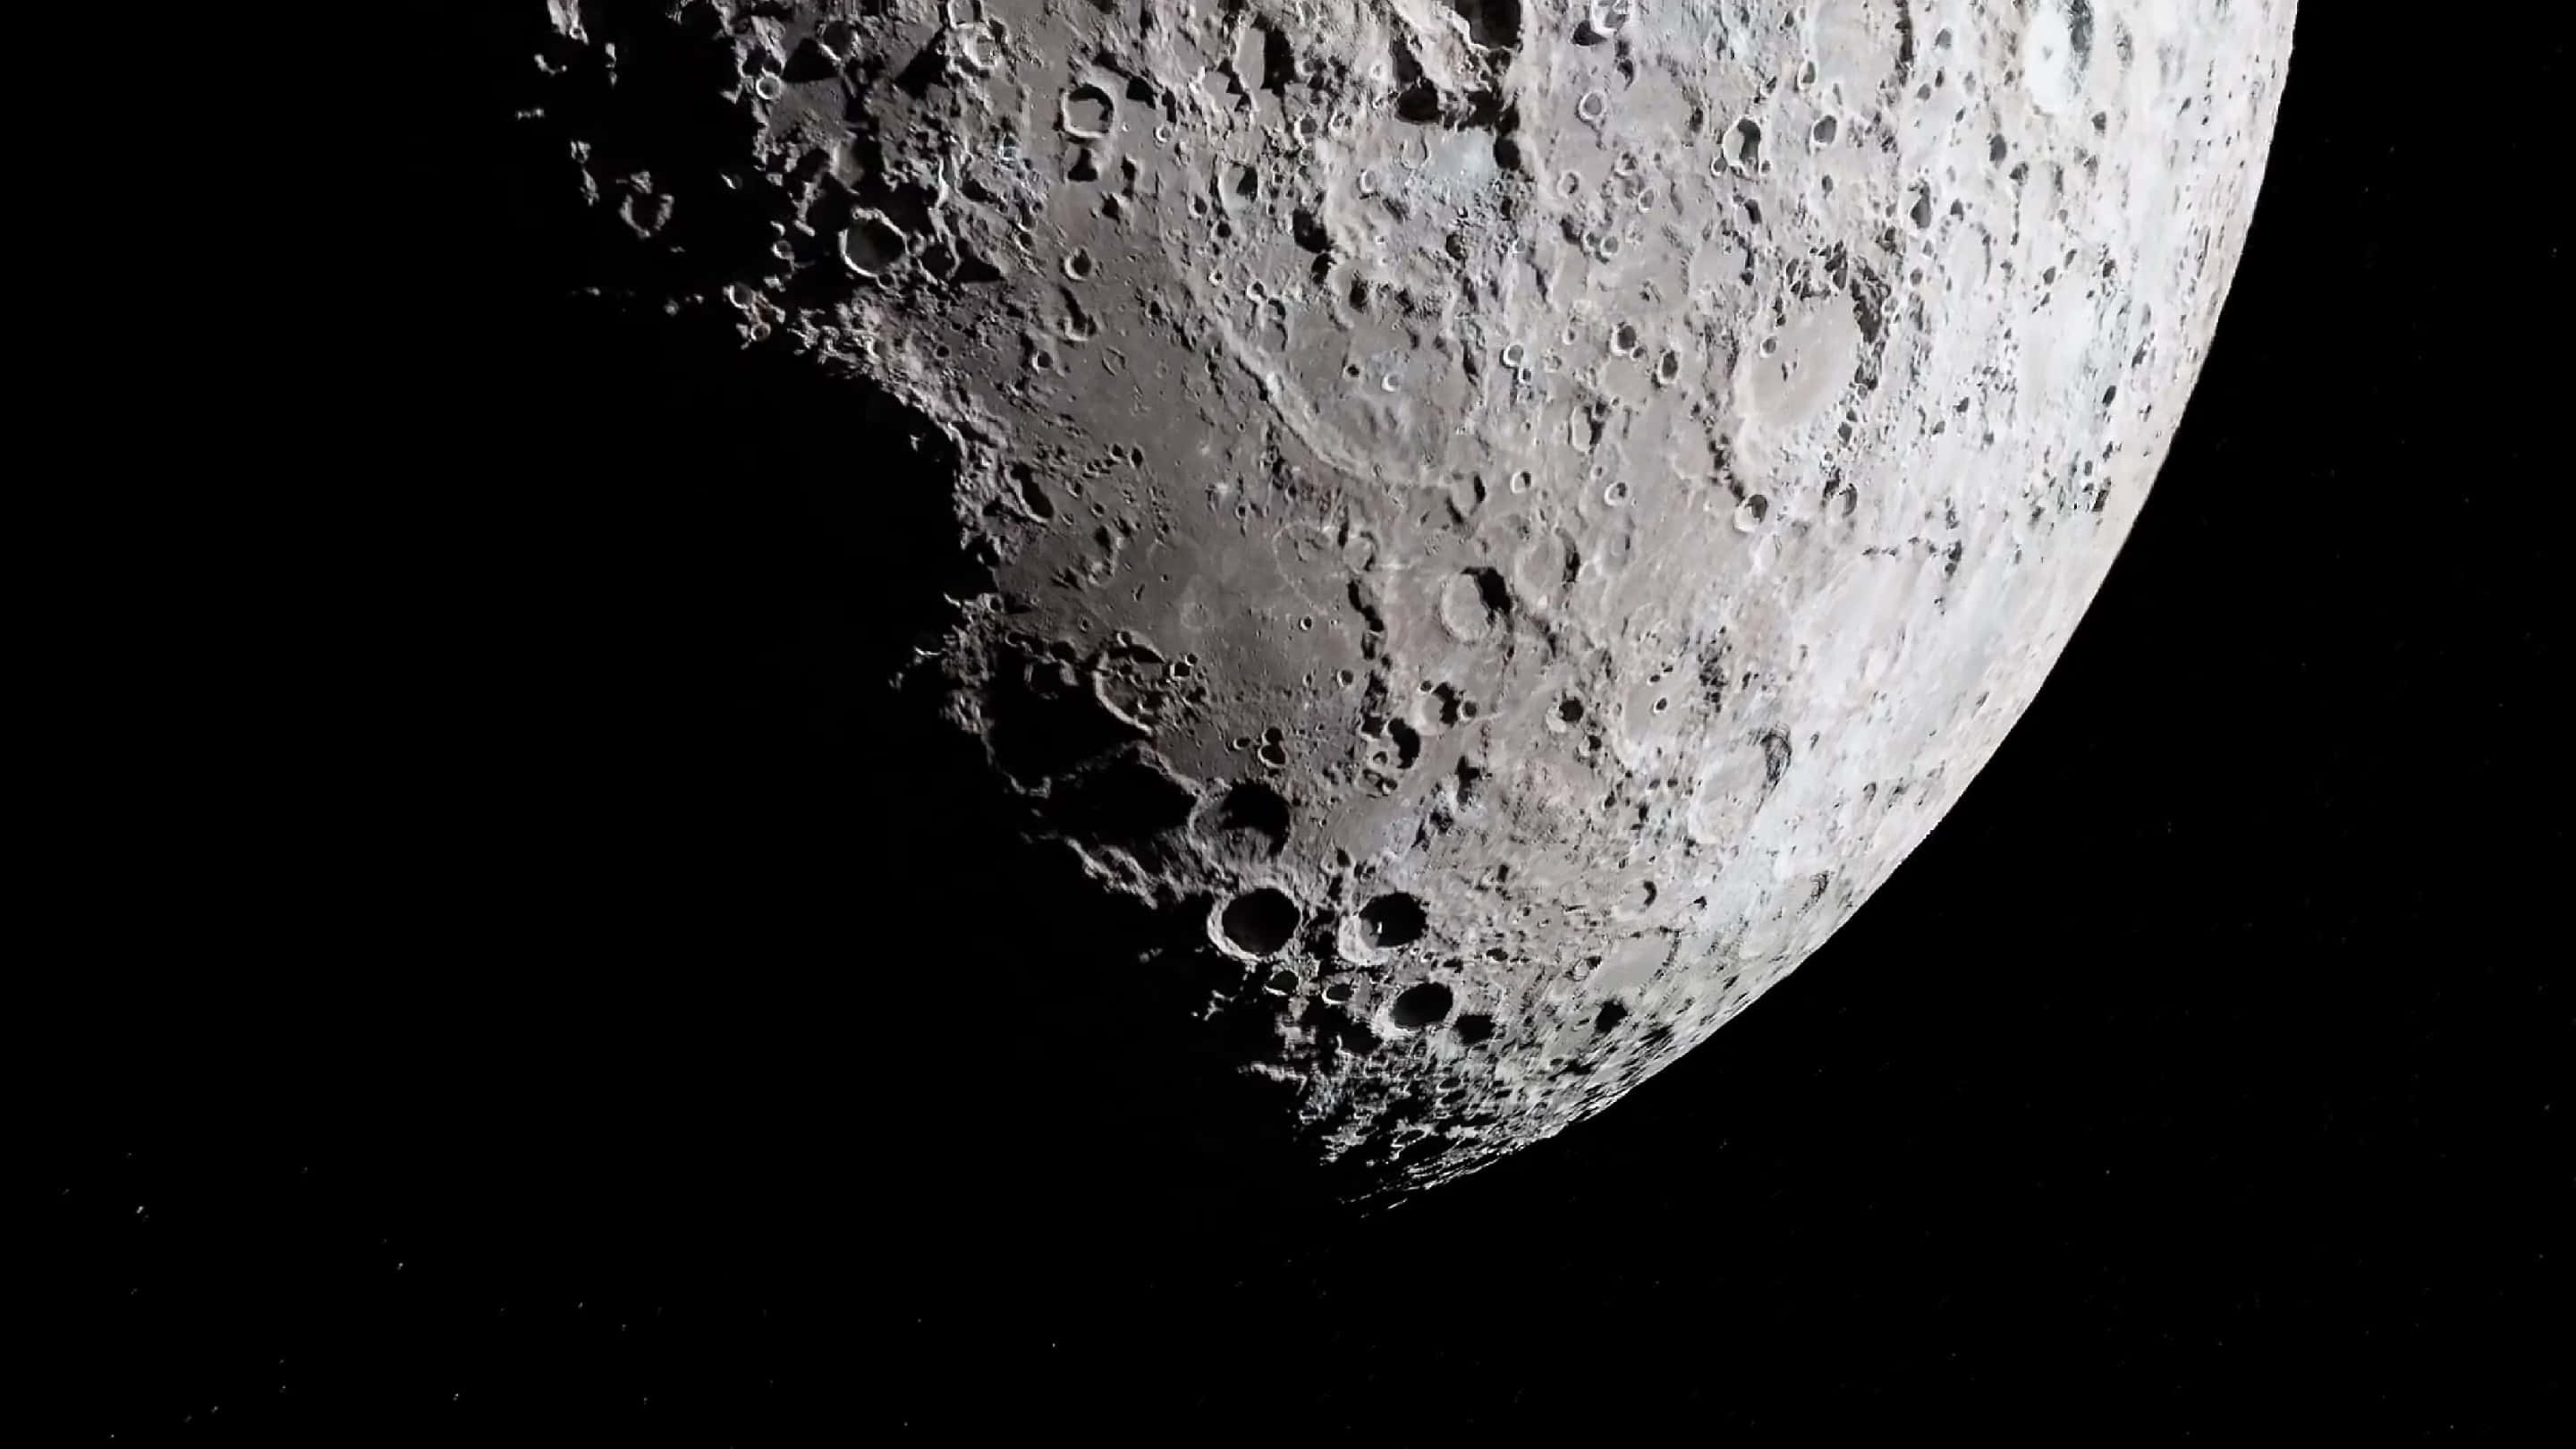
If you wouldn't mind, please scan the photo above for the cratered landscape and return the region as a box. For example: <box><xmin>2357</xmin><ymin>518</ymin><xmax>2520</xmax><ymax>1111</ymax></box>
<box><xmin>524</xmin><ymin>0</ymin><xmax>2296</xmax><ymax>1206</ymax></box>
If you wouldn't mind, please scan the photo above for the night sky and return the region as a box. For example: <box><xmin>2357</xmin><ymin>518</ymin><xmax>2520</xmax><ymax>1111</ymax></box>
<box><xmin>42</xmin><ymin>9</ymin><xmax>2563</xmax><ymax>1441</ymax></box>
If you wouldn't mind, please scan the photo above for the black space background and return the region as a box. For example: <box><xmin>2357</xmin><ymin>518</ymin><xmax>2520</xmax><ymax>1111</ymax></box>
<box><xmin>37</xmin><ymin>10</ymin><xmax>2565</xmax><ymax>1443</ymax></box>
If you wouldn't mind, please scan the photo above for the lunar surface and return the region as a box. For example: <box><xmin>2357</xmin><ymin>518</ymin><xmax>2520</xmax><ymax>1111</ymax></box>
<box><xmin>525</xmin><ymin>0</ymin><xmax>2294</xmax><ymax>1202</ymax></box>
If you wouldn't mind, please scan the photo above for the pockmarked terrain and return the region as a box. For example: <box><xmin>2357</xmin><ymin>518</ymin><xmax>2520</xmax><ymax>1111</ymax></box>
<box><xmin>525</xmin><ymin>0</ymin><xmax>2293</xmax><ymax>1202</ymax></box>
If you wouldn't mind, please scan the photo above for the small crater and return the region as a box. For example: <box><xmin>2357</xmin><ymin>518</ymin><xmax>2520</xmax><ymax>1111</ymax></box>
<box><xmin>1437</xmin><ymin>567</ymin><xmax>1512</xmax><ymax>641</ymax></box>
<box><xmin>1359</xmin><ymin>893</ymin><xmax>1428</xmax><ymax>948</ymax></box>
<box><xmin>840</xmin><ymin>211</ymin><xmax>909</xmax><ymax>278</ymax></box>
<box><xmin>1060</xmin><ymin>83</ymin><xmax>1115</xmax><ymax>140</ymax></box>
<box><xmin>1220</xmin><ymin>888</ymin><xmax>1301</xmax><ymax>957</ymax></box>
<box><xmin>1594</xmin><ymin>1001</ymin><xmax>1629</xmax><ymax>1035</ymax></box>
<box><xmin>1204</xmin><ymin>780</ymin><xmax>1291</xmax><ymax>856</ymax></box>
<box><xmin>1385</xmin><ymin>718</ymin><xmax>1423</xmax><ymax>769</ymax></box>
<box><xmin>1290</xmin><ymin>208</ymin><xmax>1332</xmax><ymax>256</ymax></box>
<box><xmin>1429</xmin><ymin>683</ymin><xmax>1464</xmax><ymax>728</ymax></box>
<box><xmin>1577</xmin><ymin>0</ymin><xmax>1629</xmax><ymax>43</ymax></box>
<box><xmin>1391</xmin><ymin>981</ymin><xmax>1454</xmax><ymax>1030</ymax></box>
<box><xmin>1454</xmin><ymin>1013</ymin><xmax>1496</xmax><ymax>1044</ymax></box>
<box><xmin>1730</xmin><ymin>117</ymin><xmax>1763</xmax><ymax>171</ymax></box>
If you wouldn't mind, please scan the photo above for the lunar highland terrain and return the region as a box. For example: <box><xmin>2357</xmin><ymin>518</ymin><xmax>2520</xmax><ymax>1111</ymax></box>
<box><xmin>523</xmin><ymin>0</ymin><xmax>2295</xmax><ymax>1203</ymax></box>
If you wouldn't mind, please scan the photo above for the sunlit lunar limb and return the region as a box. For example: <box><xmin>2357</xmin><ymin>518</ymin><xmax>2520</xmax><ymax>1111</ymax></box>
<box><xmin>532</xmin><ymin>0</ymin><xmax>2295</xmax><ymax>1201</ymax></box>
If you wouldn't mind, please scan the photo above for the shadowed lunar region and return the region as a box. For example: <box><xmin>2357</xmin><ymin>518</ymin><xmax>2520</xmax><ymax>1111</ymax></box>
<box><xmin>521</xmin><ymin>0</ymin><xmax>2295</xmax><ymax>1207</ymax></box>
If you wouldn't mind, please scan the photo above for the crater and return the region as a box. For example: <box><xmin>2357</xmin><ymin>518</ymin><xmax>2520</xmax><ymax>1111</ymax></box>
<box><xmin>1202</xmin><ymin>780</ymin><xmax>1292</xmax><ymax>857</ymax></box>
<box><xmin>1358</xmin><ymin>892</ymin><xmax>1429</xmax><ymax>949</ymax></box>
<box><xmin>840</xmin><ymin>210</ymin><xmax>909</xmax><ymax>278</ymax></box>
<box><xmin>1437</xmin><ymin>568</ymin><xmax>1512</xmax><ymax>641</ymax></box>
<box><xmin>1391</xmin><ymin>981</ymin><xmax>1454</xmax><ymax>1030</ymax></box>
<box><xmin>1060</xmin><ymin>83</ymin><xmax>1114</xmax><ymax>140</ymax></box>
<box><xmin>1052</xmin><ymin>753</ymin><xmax>1197</xmax><ymax>846</ymax></box>
<box><xmin>1219</xmin><ymin>888</ymin><xmax>1301</xmax><ymax>957</ymax></box>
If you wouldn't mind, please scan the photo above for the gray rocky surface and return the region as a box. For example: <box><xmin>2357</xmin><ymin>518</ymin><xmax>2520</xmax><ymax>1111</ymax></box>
<box><xmin>524</xmin><ymin>0</ymin><xmax>2292</xmax><ymax>1202</ymax></box>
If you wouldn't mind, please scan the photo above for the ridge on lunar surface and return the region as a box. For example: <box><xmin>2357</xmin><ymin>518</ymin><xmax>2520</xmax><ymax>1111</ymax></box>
<box><xmin>525</xmin><ymin>0</ymin><xmax>2294</xmax><ymax>1204</ymax></box>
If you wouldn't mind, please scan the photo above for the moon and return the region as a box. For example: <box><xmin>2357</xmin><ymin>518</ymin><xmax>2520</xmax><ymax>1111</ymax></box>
<box><xmin>528</xmin><ymin>0</ymin><xmax>2295</xmax><ymax>1202</ymax></box>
